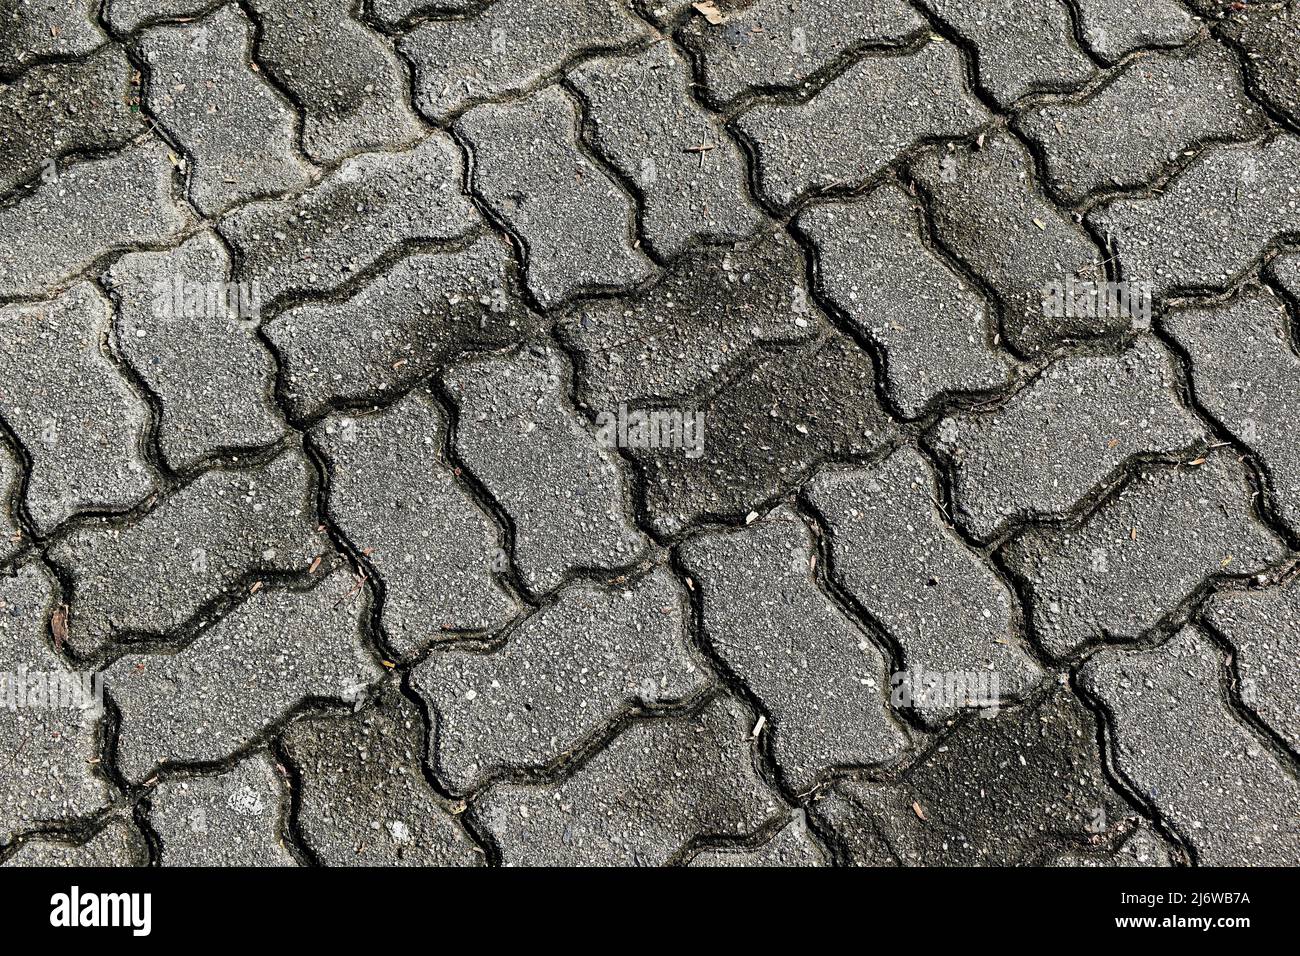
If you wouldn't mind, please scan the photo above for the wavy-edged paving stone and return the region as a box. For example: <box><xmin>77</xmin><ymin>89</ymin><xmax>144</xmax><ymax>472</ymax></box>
<box><xmin>48</xmin><ymin>448</ymin><xmax>328</xmax><ymax>656</ymax></box>
<box><xmin>679</xmin><ymin>507</ymin><xmax>906</xmax><ymax>790</ymax></box>
<box><xmin>0</xmin><ymin>282</ymin><xmax>158</xmax><ymax>534</ymax></box>
<box><xmin>1</xmin><ymin>439</ymin><xmax>23</xmax><ymax>564</ymax></box>
<box><xmin>103</xmin><ymin>0</ymin><xmax>213</xmax><ymax>33</ymax></box>
<box><xmin>556</xmin><ymin>228</ymin><xmax>818</xmax><ymax>410</ymax></box>
<box><xmin>455</xmin><ymin>87</ymin><xmax>655</xmax><ymax>309</ymax></box>
<box><xmin>138</xmin><ymin>6</ymin><xmax>312</xmax><ymax>217</ymax></box>
<box><xmin>1072</xmin><ymin>0</ymin><xmax>1199</xmax><ymax>64</ymax></box>
<box><xmin>1017</xmin><ymin>42</ymin><xmax>1263</xmax><ymax>205</ymax></box>
<box><xmin>633</xmin><ymin>333</ymin><xmax>895</xmax><ymax>534</ymax></box>
<box><xmin>1222</xmin><ymin>2</ymin><xmax>1300</xmax><ymax>128</ymax></box>
<box><xmin>3</xmin><ymin>817</ymin><xmax>147</xmax><ymax>867</ymax></box>
<box><xmin>911</xmin><ymin>132</ymin><xmax>1114</xmax><ymax>355</ymax></box>
<box><xmin>0</xmin><ymin>140</ymin><xmax>190</xmax><ymax>296</ymax></box>
<box><xmin>921</xmin><ymin>0</ymin><xmax>1095</xmax><ymax>105</ymax></box>
<box><xmin>476</xmin><ymin>695</ymin><xmax>782</xmax><ymax>866</ymax></box>
<box><xmin>0</xmin><ymin>45</ymin><xmax>145</xmax><ymax>196</ymax></box>
<box><xmin>1091</xmin><ymin>135</ymin><xmax>1300</xmax><ymax>297</ymax></box>
<box><xmin>734</xmin><ymin>38</ymin><xmax>989</xmax><ymax>211</ymax></box>
<box><xmin>400</xmin><ymin>0</ymin><xmax>650</xmax><ymax>123</ymax></box>
<box><xmin>1047</xmin><ymin>824</ymin><xmax>1173</xmax><ymax>867</ymax></box>
<box><xmin>0</xmin><ymin>0</ymin><xmax>101</xmax><ymax>75</ymax></box>
<box><xmin>1002</xmin><ymin>450</ymin><xmax>1285</xmax><ymax>658</ymax></box>
<box><xmin>314</xmin><ymin>388</ymin><xmax>519</xmax><ymax>656</ymax></box>
<box><xmin>1163</xmin><ymin>286</ymin><xmax>1300</xmax><ymax>535</ymax></box>
<box><xmin>105</xmin><ymin>567</ymin><xmax>382</xmax><ymax>783</ymax></box>
<box><xmin>245</xmin><ymin>0</ymin><xmax>424</xmax><ymax>165</ymax></box>
<box><xmin>688</xmin><ymin>813</ymin><xmax>827</xmax><ymax>867</ymax></box>
<box><xmin>105</xmin><ymin>230</ymin><xmax>286</xmax><ymax>472</ymax></box>
<box><xmin>415</xmin><ymin>567</ymin><xmax>707</xmax><ymax>793</ymax></box>
<box><xmin>267</xmin><ymin>233</ymin><xmax>539</xmax><ymax>421</ymax></box>
<box><xmin>0</xmin><ymin>564</ymin><xmax>109</xmax><ymax>843</ymax></box>
<box><xmin>444</xmin><ymin>346</ymin><xmax>649</xmax><ymax>597</ymax></box>
<box><xmin>149</xmin><ymin>752</ymin><xmax>297</xmax><ymax>866</ymax></box>
<box><xmin>1273</xmin><ymin>247</ymin><xmax>1300</xmax><ymax>301</ymax></box>
<box><xmin>796</xmin><ymin>184</ymin><xmax>1013</xmax><ymax>417</ymax></box>
<box><xmin>815</xmin><ymin>688</ymin><xmax>1137</xmax><ymax>865</ymax></box>
<box><xmin>1080</xmin><ymin>627</ymin><xmax>1300</xmax><ymax>865</ymax></box>
<box><xmin>807</xmin><ymin>448</ymin><xmax>1043</xmax><ymax>720</ymax></box>
<box><xmin>1203</xmin><ymin>579</ymin><xmax>1300</xmax><ymax>752</ymax></box>
<box><xmin>220</xmin><ymin>132</ymin><xmax>478</xmax><ymax>305</ymax></box>
<box><xmin>371</xmin><ymin>0</ymin><xmax>480</xmax><ymax>29</ymax></box>
<box><xmin>932</xmin><ymin>337</ymin><xmax>1207</xmax><ymax>541</ymax></box>
<box><xmin>281</xmin><ymin>688</ymin><xmax>483</xmax><ymax>866</ymax></box>
<box><xmin>568</xmin><ymin>42</ymin><xmax>765</xmax><ymax>260</ymax></box>
<box><xmin>676</xmin><ymin>0</ymin><xmax>926</xmax><ymax>107</ymax></box>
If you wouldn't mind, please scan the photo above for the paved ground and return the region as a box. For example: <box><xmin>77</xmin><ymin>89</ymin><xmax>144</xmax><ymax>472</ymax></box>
<box><xmin>1</xmin><ymin>0</ymin><xmax>1298</xmax><ymax>867</ymax></box>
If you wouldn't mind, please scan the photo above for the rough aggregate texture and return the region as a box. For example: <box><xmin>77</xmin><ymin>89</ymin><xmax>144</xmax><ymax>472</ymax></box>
<box><xmin>2</xmin><ymin>0</ymin><xmax>1297</xmax><ymax>869</ymax></box>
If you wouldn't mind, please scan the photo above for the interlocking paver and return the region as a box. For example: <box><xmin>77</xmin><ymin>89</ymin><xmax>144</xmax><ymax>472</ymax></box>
<box><xmin>0</xmin><ymin>45</ymin><xmax>144</xmax><ymax>196</ymax></box>
<box><xmin>314</xmin><ymin>387</ymin><xmax>519</xmax><ymax>656</ymax></box>
<box><xmin>1072</xmin><ymin>0</ymin><xmax>1199</xmax><ymax>63</ymax></box>
<box><xmin>245</xmin><ymin>0</ymin><xmax>424</xmax><ymax>165</ymax></box>
<box><xmin>475</xmin><ymin>696</ymin><xmax>782</xmax><ymax>866</ymax></box>
<box><xmin>3</xmin><ymin>818</ymin><xmax>146</xmax><ymax>867</ymax></box>
<box><xmin>556</xmin><ymin>228</ymin><xmax>818</xmax><ymax>410</ymax></box>
<box><xmin>679</xmin><ymin>507</ymin><xmax>906</xmax><ymax>790</ymax></box>
<box><xmin>139</xmin><ymin>6</ymin><xmax>313</xmax><ymax>217</ymax></box>
<box><xmin>105</xmin><ymin>567</ymin><xmax>381</xmax><ymax>782</ymax></box>
<box><xmin>932</xmin><ymin>338</ymin><xmax>1207</xmax><ymax>541</ymax></box>
<box><xmin>219</xmin><ymin>132</ymin><xmax>478</xmax><ymax>305</ymax></box>
<box><xmin>370</xmin><ymin>0</ymin><xmax>479</xmax><ymax>29</ymax></box>
<box><xmin>1164</xmin><ymin>286</ymin><xmax>1300</xmax><ymax>536</ymax></box>
<box><xmin>415</xmin><ymin>567</ymin><xmax>707</xmax><ymax>792</ymax></box>
<box><xmin>105</xmin><ymin>230</ymin><xmax>286</xmax><ymax>472</ymax></box>
<box><xmin>807</xmin><ymin>448</ymin><xmax>1043</xmax><ymax>719</ymax></box>
<box><xmin>0</xmin><ymin>282</ymin><xmax>159</xmax><ymax>533</ymax></box>
<box><xmin>1081</xmin><ymin>627</ymin><xmax>1300</xmax><ymax>865</ymax></box>
<box><xmin>0</xmin><ymin>140</ymin><xmax>191</xmax><ymax>296</ymax></box>
<box><xmin>47</xmin><ymin>448</ymin><xmax>328</xmax><ymax>655</ymax></box>
<box><xmin>104</xmin><ymin>0</ymin><xmax>212</xmax><ymax>33</ymax></box>
<box><xmin>455</xmin><ymin>87</ymin><xmax>655</xmax><ymax>308</ymax></box>
<box><xmin>676</xmin><ymin>0</ymin><xmax>926</xmax><ymax>107</ymax></box>
<box><xmin>0</xmin><ymin>439</ymin><xmax>20</xmax><ymax>563</ymax></box>
<box><xmin>688</xmin><ymin>813</ymin><xmax>827</xmax><ymax>867</ymax></box>
<box><xmin>0</xmin><ymin>564</ymin><xmax>109</xmax><ymax>844</ymax></box>
<box><xmin>1017</xmin><ymin>42</ymin><xmax>1263</xmax><ymax>204</ymax></box>
<box><xmin>1046</xmin><ymin>825</ymin><xmax>1173</xmax><ymax>867</ymax></box>
<box><xmin>816</xmin><ymin>688</ymin><xmax>1140</xmax><ymax>865</ymax></box>
<box><xmin>911</xmin><ymin>131</ymin><xmax>1114</xmax><ymax>355</ymax></box>
<box><xmin>568</xmin><ymin>42</ymin><xmax>765</xmax><ymax>259</ymax></box>
<box><xmin>632</xmin><ymin>333</ymin><xmax>896</xmax><ymax>533</ymax></box>
<box><xmin>1002</xmin><ymin>450</ymin><xmax>1286</xmax><ymax>658</ymax></box>
<box><xmin>920</xmin><ymin>0</ymin><xmax>1095</xmax><ymax>106</ymax></box>
<box><xmin>1091</xmin><ymin>135</ymin><xmax>1300</xmax><ymax>297</ymax></box>
<box><xmin>150</xmin><ymin>752</ymin><xmax>297</xmax><ymax>866</ymax></box>
<box><xmin>734</xmin><ymin>38</ymin><xmax>989</xmax><ymax>211</ymax></box>
<box><xmin>281</xmin><ymin>688</ymin><xmax>483</xmax><ymax>866</ymax></box>
<box><xmin>1204</xmin><ymin>579</ymin><xmax>1300</xmax><ymax>752</ymax></box>
<box><xmin>0</xmin><ymin>0</ymin><xmax>101</xmax><ymax>75</ymax></box>
<box><xmin>400</xmin><ymin>0</ymin><xmax>650</xmax><ymax>122</ymax></box>
<box><xmin>444</xmin><ymin>346</ymin><xmax>649</xmax><ymax>596</ymax></box>
<box><xmin>796</xmin><ymin>184</ymin><xmax>1013</xmax><ymax>417</ymax></box>
<box><xmin>1222</xmin><ymin>2</ymin><xmax>1300</xmax><ymax>128</ymax></box>
<box><xmin>267</xmin><ymin>234</ymin><xmax>539</xmax><ymax>420</ymax></box>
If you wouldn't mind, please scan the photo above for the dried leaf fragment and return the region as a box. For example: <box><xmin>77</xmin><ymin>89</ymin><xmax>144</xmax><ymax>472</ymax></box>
<box><xmin>51</xmin><ymin>604</ymin><xmax>69</xmax><ymax>650</ymax></box>
<box><xmin>693</xmin><ymin>1</ymin><xmax>725</xmax><ymax>25</ymax></box>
